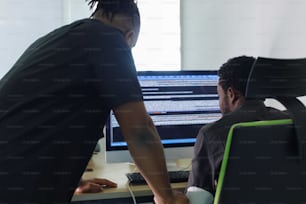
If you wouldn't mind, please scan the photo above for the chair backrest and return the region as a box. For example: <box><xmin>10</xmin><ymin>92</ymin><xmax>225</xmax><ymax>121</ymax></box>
<box><xmin>246</xmin><ymin>57</ymin><xmax>306</xmax><ymax>157</ymax></box>
<box><xmin>214</xmin><ymin>119</ymin><xmax>306</xmax><ymax>204</ymax></box>
<box><xmin>214</xmin><ymin>57</ymin><xmax>306</xmax><ymax>204</ymax></box>
<box><xmin>245</xmin><ymin>57</ymin><xmax>306</xmax><ymax>99</ymax></box>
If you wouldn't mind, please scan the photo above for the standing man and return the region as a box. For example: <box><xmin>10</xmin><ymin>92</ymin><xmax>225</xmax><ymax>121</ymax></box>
<box><xmin>186</xmin><ymin>56</ymin><xmax>289</xmax><ymax>204</ymax></box>
<box><xmin>0</xmin><ymin>0</ymin><xmax>188</xmax><ymax>203</ymax></box>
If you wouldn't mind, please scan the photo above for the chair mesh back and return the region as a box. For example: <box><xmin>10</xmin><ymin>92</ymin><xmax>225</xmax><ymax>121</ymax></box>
<box><xmin>218</xmin><ymin>123</ymin><xmax>306</xmax><ymax>204</ymax></box>
<box><xmin>245</xmin><ymin>57</ymin><xmax>306</xmax><ymax>158</ymax></box>
<box><xmin>245</xmin><ymin>57</ymin><xmax>306</xmax><ymax>99</ymax></box>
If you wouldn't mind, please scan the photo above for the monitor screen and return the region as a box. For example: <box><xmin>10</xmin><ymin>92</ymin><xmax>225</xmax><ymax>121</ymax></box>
<box><xmin>105</xmin><ymin>70</ymin><xmax>221</xmax><ymax>163</ymax></box>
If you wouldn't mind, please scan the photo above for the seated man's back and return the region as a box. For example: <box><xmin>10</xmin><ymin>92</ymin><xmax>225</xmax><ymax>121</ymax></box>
<box><xmin>186</xmin><ymin>56</ymin><xmax>289</xmax><ymax>203</ymax></box>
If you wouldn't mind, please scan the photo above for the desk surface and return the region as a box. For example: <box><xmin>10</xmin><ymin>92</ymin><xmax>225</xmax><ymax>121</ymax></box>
<box><xmin>71</xmin><ymin>152</ymin><xmax>191</xmax><ymax>202</ymax></box>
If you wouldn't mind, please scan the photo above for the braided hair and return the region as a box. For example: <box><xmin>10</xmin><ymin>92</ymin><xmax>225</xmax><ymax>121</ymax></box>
<box><xmin>86</xmin><ymin>0</ymin><xmax>139</xmax><ymax>22</ymax></box>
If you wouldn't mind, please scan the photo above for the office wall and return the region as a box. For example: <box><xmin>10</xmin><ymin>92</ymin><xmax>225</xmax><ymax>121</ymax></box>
<box><xmin>2</xmin><ymin>0</ymin><xmax>306</xmax><ymax>74</ymax></box>
<box><xmin>180</xmin><ymin>0</ymin><xmax>306</xmax><ymax>107</ymax></box>
<box><xmin>63</xmin><ymin>0</ymin><xmax>92</xmax><ymax>24</ymax></box>
<box><xmin>1</xmin><ymin>0</ymin><xmax>305</xmax><ymax>106</ymax></box>
<box><xmin>0</xmin><ymin>0</ymin><xmax>65</xmax><ymax>78</ymax></box>
<box><xmin>181</xmin><ymin>0</ymin><xmax>306</xmax><ymax>70</ymax></box>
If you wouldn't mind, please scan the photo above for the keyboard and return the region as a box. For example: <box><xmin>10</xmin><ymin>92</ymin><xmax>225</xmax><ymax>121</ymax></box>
<box><xmin>126</xmin><ymin>170</ymin><xmax>190</xmax><ymax>185</ymax></box>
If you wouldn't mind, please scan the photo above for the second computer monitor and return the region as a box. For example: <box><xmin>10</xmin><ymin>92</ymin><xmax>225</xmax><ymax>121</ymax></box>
<box><xmin>105</xmin><ymin>70</ymin><xmax>221</xmax><ymax>163</ymax></box>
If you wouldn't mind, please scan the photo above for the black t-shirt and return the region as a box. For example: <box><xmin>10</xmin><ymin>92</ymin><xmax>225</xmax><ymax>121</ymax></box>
<box><xmin>0</xmin><ymin>19</ymin><xmax>143</xmax><ymax>203</ymax></box>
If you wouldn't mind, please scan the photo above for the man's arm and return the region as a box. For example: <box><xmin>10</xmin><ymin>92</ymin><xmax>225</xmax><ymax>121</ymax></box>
<box><xmin>113</xmin><ymin>101</ymin><xmax>188</xmax><ymax>204</ymax></box>
<box><xmin>186</xmin><ymin>126</ymin><xmax>215</xmax><ymax>204</ymax></box>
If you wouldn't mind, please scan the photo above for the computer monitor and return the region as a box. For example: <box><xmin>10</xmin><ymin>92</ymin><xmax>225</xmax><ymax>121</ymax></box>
<box><xmin>105</xmin><ymin>70</ymin><xmax>221</xmax><ymax>163</ymax></box>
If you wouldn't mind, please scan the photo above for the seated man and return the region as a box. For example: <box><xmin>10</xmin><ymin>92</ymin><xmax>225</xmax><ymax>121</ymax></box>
<box><xmin>186</xmin><ymin>56</ymin><xmax>289</xmax><ymax>204</ymax></box>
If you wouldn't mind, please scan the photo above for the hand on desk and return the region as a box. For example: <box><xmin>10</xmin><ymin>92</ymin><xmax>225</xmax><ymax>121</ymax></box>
<box><xmin>74</xmin><ymin>178</ymin><xmax>117</xmax><ymax>194</ymax></box>
<box><xmin>154</xmin><ymin>190</ymin><xmax>189</xmax><ymax>204</ymax></box>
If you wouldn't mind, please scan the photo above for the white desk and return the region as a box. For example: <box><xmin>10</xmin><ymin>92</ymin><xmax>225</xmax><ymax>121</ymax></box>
<box><xmin>71</xmin><ymin>152</ymin><xmax>191</xmax><ymax>203</ymax></box>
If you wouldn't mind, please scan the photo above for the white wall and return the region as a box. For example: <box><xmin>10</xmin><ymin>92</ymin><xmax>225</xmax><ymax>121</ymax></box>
<box><xmin>1</xmin><ymin>0</ymin><xmax>306</xmax><ymax>107</ymax></box>
<box><xmin>181</xmin><ymin>0</ymin><xmax>306</xmax><ymax>70</ymax></box>
<box><xmin>0</xmin><ymin>0</ymin><xmax>65</xmax><ymax>78</ymax></box>
<box><xmin>0</xmin><ymin>0</ymin><xmax>179</xmax><ymax>75</ymax></box>
<box><xmin>63</xmin><ymin>0</ymin><xmax>92</xmax><ymax>24</ymax></box>
<box><xmin>181</xmin><ymin>0</ymin><xmax>306</xmax><ymax>107</ymax></box>
<box><xmin>64</xmin><ymin>0</ymin><xmax>181</xmax><ymax>71</ymax></box>
<box><xmin>2</xmin><ymin>0</ymin><xmax>306</xmax><ymax>73</ymax></box>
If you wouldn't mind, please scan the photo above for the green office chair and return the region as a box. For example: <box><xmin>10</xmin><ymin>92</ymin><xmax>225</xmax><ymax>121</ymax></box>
<box><xmin>214</xmin><ymin>57</ymin><xmax>306</xmax><ymax>204</ymax></box>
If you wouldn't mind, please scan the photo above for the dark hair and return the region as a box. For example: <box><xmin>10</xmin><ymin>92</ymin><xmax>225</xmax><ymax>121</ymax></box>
<box><xmin>86</xmin><ymin>0</ymin><xmax>139</xmax><ymax>22</ymax></box>
<box><xmin>218</xmin><ymin>56</ymin><xmax>256</xmax><ymax>96</ymax></box>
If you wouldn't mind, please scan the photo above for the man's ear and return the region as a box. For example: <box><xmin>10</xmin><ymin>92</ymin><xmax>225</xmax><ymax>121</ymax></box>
<box><xmin>227</xmin><ymin>87</ymin><xmax>244</xmax><ymax>110</ymax></box>
<box><xmin>124</xmin><ymin>30</ymin><xmax>135</xmax><ymax>47</ymax></box>
<box><xmin>226</xmin><ymin>87</ymin><xmax>236</xmax><ymax>104</ymax></box>
<box><xmin>125</xmin><ymin>30</ymin><xmax>134</xmax><ymax>39</ymax></box>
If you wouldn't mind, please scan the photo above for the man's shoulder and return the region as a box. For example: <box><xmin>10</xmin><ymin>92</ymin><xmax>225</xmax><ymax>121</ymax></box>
<box><xmin>199</xmin><ymin>116</ymin><xmax>235</xmax><ymax>141</ymax></box>
<box><xmin>201</xmin><ymin>120</ymin><xmax>222</xmax><ymax>133</ymax></box>
<box><xmin>47</xmin><ymin>18</ymin><xmax>124</xmax><ymax>43</ymax></box>
<box><xmin>199</xmin><ymin>107</ymin><xmax>271</xmax><ymax>139</ymax></box>
<box><xmin>198</xmin><ymin>102</ymin><xmax>290</xmax><ymax>141</ymax></box>
<box><xmin>202</xmin><ymin>111</ymin><xmax>244</xmax><ymax>131</ymax></box>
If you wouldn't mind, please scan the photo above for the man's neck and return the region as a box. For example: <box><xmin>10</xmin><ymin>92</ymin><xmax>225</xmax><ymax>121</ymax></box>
<box><xmin>92</xmin><ymin>12</ymin><xmax>129</xmax><ymax>34</ymax></box>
